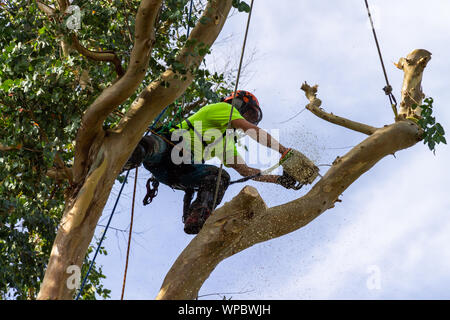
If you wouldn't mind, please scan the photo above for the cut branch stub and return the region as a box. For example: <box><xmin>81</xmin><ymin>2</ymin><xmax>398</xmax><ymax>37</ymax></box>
<box><xmin>395</xmin><ymin>49</ymin><xmax>432</xmax><ymax>119</ymax></box>
<box><xmin>301</xmin><ymin>82</ymin><xmax>378</xmax><ymax>135</ymax></box>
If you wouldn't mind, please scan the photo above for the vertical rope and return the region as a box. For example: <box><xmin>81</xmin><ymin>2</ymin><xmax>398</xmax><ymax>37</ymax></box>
<box><xmin>212</xmin><ymin>0</ymin><xmax>255</xmax><ymax>210</ymax></box>
<box><xmin>363</xmin><ymin>0</ymin><xmax>398</xmax><ymax>113</ymax></box>
<box><xmin>120</xmin><ymin>167</ymin><xmax>138</xmax><ymax>300</ymax></box>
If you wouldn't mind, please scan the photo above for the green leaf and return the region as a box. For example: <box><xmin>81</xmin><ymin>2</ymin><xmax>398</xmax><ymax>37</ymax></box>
<box><xmin>1</xmin><ymin>79</ymin><xmax>14</xmax><ymax>91</ymax></box>
<box><xmin>436</xmin><ymin>123</ymin><xmax>445</xmax><ymax>135</ymax></box>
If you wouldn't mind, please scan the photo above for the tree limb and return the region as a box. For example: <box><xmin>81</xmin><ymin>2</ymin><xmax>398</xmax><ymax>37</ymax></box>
<box><xmin>36</xmin><ymin>1</ymin><xmax>55</xmax><ymax>16</ymax></box>
<box><xmin>108</xmin><ymin>0</ymin><xmax>234</xmax><ymax>172</ymax></box>
<box><xmin>70</xmin><ymin>34</ymin><xmax>125</xmax><ymax>77</ymax></box>
<box><xmin>46</xmin><ymin>167</ymin><xmax>73</xmax><ymax>182</ymax></box>
<box><xmin>72</xmin><ymin>0</ymin><xmax>163</xmax><ymax>183</ymax></box>
<box><xmin>0</xmin><ymin>143</ymin><xmax>19</xmax><ymax>151</ymax></box>
<box><xmin>56</xmin><ymin>0</ymin><xmax>69</xmax><ymax>12</ymax></box>
<box><xmin>301</xmin><ymin>82</ymin><xmax>378</xmax><ymax>135</ymax></box>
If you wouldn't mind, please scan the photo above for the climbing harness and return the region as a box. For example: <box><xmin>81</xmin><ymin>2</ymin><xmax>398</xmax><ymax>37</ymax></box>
<box><xmin>364</xmin><ymin>0</ymin><xmax>398</xmax><ymax>117</ymax></box>
<box><xmin>120</xmin><ymin>167</ymin><xmax>138</xmax><ymax>300</ymax></box>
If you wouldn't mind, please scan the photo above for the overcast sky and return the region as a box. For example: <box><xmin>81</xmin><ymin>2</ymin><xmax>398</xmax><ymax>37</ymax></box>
<box><xmin>93</xmin><ymin>0</ymin><xmax>450</xmax><ymax>300</ymax></box>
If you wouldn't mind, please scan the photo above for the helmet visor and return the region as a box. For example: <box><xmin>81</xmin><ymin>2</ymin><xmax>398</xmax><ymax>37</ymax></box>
<box><xmin>242</xmin><ymin>106</ymin><xmax>262</xmax><ymax>125</ymax></box>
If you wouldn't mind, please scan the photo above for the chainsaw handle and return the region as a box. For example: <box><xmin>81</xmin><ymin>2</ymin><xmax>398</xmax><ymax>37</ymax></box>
<box><xmin>279</xmin><ymin>148</ymin><xmax>293</xmax><ymax>164</ymax></box>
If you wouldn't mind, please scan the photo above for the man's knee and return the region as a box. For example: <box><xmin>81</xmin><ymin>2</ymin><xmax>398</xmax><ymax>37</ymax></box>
<box><xmin>123</xmin><ymin>136</ymin><xmax>159</xmax><ymax>171</ymax></box>
<box><xmin>204</xmin><ymin>166</ymin><xmax>230</xmax><ymax>182</ymax></box>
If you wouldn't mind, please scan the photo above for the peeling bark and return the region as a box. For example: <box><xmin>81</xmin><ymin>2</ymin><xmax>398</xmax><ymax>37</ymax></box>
<box><xmin>395</xmin><ymin>49</ymin><xmax>432</xmax><ymax>119</ymax></box>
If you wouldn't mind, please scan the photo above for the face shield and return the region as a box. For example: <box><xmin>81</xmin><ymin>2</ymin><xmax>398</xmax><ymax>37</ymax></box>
<box><xmin>241</xmin><ymin>105</ymin><xmax>262</xmax><ymax>125</ymax></box>
<box><xmin>224</xmin><ymin>91</ymin><xmax>263</xmax><ymax>125</ymax></box>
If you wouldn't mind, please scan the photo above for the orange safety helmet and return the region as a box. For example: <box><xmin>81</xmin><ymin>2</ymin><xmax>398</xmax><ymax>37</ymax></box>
<box><xmin>222</xmin><ymin>90</ymin><xmax>263</xmax><ymax>125</ymax></box>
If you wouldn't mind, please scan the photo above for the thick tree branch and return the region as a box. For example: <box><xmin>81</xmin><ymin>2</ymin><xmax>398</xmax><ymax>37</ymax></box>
<box><xmin>301</xmin><ymin>83</ymin><xmax>378</xmax><ymax>135</ymax></box>
<box><xmin>46</xmin><ymin>167</ymin><xmax>73</xmax><ymax>182</ymax></box>
<box><xmin>70</xmin><ymin>34</ymin><xmax>125</xmax><ymax>77</ymax></box>
<box><xmin>72</xmin><ymin>0</ymin><xmax>163</xmax><ymax>183</ymax></box>
<box><xmin>107</xmin><ymin>0</ymin><xmax>234</xmax><ymax>174</ymax></box>
<box><xmin>37</xmin><ymin>151</ymin><xmax>109</xmax><ymax>300</ymax></box>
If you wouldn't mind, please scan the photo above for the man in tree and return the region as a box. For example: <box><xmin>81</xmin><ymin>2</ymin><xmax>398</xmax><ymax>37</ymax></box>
<box><xmin>123</xmin><ymin>91</ymin><xmax>300</xmax><ymax>234</ymax></box>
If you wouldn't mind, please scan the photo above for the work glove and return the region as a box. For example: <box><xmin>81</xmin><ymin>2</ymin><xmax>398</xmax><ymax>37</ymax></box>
<box><xmin>276</xmin><ymin>171</ymin><xmax>303</xmax><ymax>190</ymax></box>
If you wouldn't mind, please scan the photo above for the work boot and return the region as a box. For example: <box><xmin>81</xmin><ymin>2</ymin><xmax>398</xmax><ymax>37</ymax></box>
<box><xmin>183</xmin><ymin>172</ymin><xmax>230</xmax><ymax>234</ymax></box>
<box><xmin>183</xmin><ymin>206</ymin><xmax>211</xmax><ymax>234</ymax></box>
<box><xmin>182</xmin><ymin>189</ymin><xmax>195</xmax><ymax>223</ymax></box>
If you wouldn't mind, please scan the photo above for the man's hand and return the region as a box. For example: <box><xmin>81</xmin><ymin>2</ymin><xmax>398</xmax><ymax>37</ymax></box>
<box><xmin>276</xmin><ymin>171</ymin><xmax>303</xmax><ymax>190</ymax></box>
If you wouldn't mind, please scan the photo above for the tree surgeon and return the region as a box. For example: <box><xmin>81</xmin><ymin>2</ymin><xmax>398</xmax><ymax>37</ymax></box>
<box><xmin>123</xmin><ymin>91</ymin><xmax>303</xmax><ymax>234</ymax></box>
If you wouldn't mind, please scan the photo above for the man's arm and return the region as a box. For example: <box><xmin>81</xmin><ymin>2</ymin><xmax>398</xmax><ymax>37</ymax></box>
<box><xmin>226</xmin><ymin>154</ymin><xmax>279</xmax><ymax>183</ymax></box>
<box><xmin>230</xmin><ymin>118</ymin><xmax>288</xmax><ymax>155</ymax></box>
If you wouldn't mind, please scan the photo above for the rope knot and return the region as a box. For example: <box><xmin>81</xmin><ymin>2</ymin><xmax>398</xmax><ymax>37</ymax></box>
<box><xmin>383</xmin><ymin>84</ymin><xmax>393</xmax><ymax>96</ymax></box>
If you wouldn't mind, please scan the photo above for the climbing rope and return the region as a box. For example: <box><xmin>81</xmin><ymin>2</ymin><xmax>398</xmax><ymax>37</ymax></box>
<box><xmin>212</xmin><ymin>0</ymin><xmax>255</xmax><ymax>209</ymax></box>
<box><xmin>120</xmin><ymin>167</ymin><xmax>138</xmax><ymax>300</ymax></box>
<box><xmin>364</xmin><ymin>0</ymin><xmax>398</xmax><ymax>117</ymax></box>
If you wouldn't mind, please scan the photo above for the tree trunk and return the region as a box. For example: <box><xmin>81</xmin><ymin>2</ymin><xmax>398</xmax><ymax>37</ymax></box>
<box><xmin>37</xmin><ymin>143</ymin><xmax>118</xmax><ymax>299</ymax></box>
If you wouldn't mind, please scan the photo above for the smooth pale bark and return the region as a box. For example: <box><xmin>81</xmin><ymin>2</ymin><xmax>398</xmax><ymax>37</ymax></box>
<box><xmin>72</xmin><ymin>0</ymin><xmax>163</xmax><ymax>184</ymax></box>
<box><xmin>395</xmin><ymin>49</ymin><xmax>432</xmax><ymax>119</ymax></box>
<box><xmin>156</xmin><ymin>49</ymin><xmax>430</xmax><ymax>300</ymax></box>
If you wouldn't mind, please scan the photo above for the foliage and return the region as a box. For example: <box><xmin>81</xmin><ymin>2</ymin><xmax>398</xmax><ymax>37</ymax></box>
<box><xmin>412</xmin><ymin>97</ymin><xmax>446</xmax><ymax>154</ymax></box>
<box><xmin>0</xmin><ymin>0</ymin><xmax>245</xmax><ymax>299</ymax></box>
<box><xmin>232</xmin><ymin>0</ymin><xmax>251</xmax><ymax>13</ymax></box>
